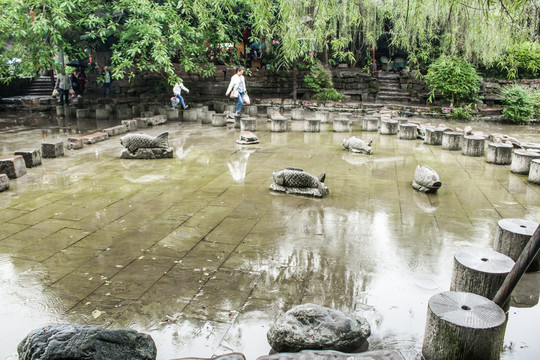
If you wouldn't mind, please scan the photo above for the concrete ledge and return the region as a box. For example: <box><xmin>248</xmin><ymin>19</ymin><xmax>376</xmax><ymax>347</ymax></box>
<box><xmin>103</xmin><ymin>124</ymin><xmax>128</xmax><ymax>137</ymax></box>
<box><xmin>41</xmin><ymin>141</ymin><xmax>64</xmax><ymax>158</ymax></box>
<box><xmin>82</xmin><ymin>132</ymin><xmax>108</xmax><ymax>144</ymax></box>
<box><xmin>14</xmin><ymin>149</ymin><xmax>42</xmax><ymax>167</ymax></box>
<box><xmin>0</xmin><ymin>173</ymin><xmax>9</xmax><ymax>192</ymax></box>
<box><xmin>0</xmin><ymin>155</ymin><xmax>27</xmax><ymax>178</ymax></box>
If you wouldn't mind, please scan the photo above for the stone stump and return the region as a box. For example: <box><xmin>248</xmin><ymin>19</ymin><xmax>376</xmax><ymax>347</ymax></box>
<box><xmin>17</xmin><ymin>324</ymin><xmax>157</xmax><ymax>360</ymax></box>
<box><xmin>56</xmin><ymin>106</ymin><xmax>64</xmax><ymax>117</ymax></box>
<box><xmin>132</xmin><ymin>104</ymin><xmax>144</xmax><ymax>117</ymax></box>
<box><xmin>511</xmin><ymin>150</ymin><xmax>540</xmax><ymax>174</ymax></box>
<box><xmin>304</xmin><ymin>118</ymin><xmax>321</xmax><ymax>132</ymax></box>
<box><xmin>267</xmin><ymin>106</ymin><xmax>281</xmax><ymax>119</ymax></box>
<box><xmin>337</xmin><ymin>112</ymin><xmax>352</xmax><ymax>119</ymax></box>
<box><xmin>141</xmin><ymin>111</ymin><xmax>154</xmax><ymax>118</ymax></box>
<box><xmin>183</xmin><ymin>110</ymin><xmax>198</xmax><ymax>122</ymax></box>
<box><xmin>245</xmin><ymin>105</ymin><xmax>258</xmax><ymax>116</ymax></box>
<box><xmin>422</xmin><ymin>291</ymin><xmax>506</xmax><ymax>360</ymax></box>
<box><xmin>81</xmin><ymin>132</ymin><xmax>108</xmax><ymax>144</ymax></box>
<box><xmin>105</xmin><ymin>103</ymin><xmax>117</xmax><ymax>114</ymax></box>
<box><xmin>103</xmin><ymin>125</ymin><xmax>128</xmax><ymax>137</ymax></box>
<box><xmin>450</xmin><ymin>247</ymin><xmax>515</xmax><ymax>304</ymax></box>
<box><xmin>0</xmin><ymin>155</ymin><xmax>27</xmax><ymax>178</ymax></box>
<box><xmin>290</xmin><ymin>108</ymin><xmax>304</xmax><ymax>120</ymax></box>
<box><xmin>267</xmin><ymin>303</ymin><xmax>371</xmax><ymax>353</ymax></box>
<box><xmin>0</xmin><ymin>173</ymin><xmax>9</xmax><ymax>192</ymax></box>
<box><xmin>95</xmin><ymin>107</ymin><xmax>109</xmax><ymax>120</ymax></box>
<box><xmin>116</xmin><ymin>105</ymin><xmax>133</xmax><ymax>120</ymax></box>
<box><xmin>14</xmin><ymin>149</ymin><xmax>42</xmax><ymax>168</ymax></box>
<box><xmin>214</xmin><ymin>102</ymin><xmax>226</xmax><ymax>113</ymax></box>
<box><xmin>493</xmin><ymin>218</ymin><xmax>540</xmax><ymax>272</ymax></box>
<box><xmin>399</xmin><ymin>123</ymin><xmax>417</xmax><ymax>140</ymax></box>
<box><xmin>224</xmin><ymin>104</ymin><xmax>236</xmax><ymax>113</ymax></box>
<box><xmin>380</xmin><ymin>119</ymin><xmax>398</xmax><ymax>135</ymax></box>
<box><xmin>362</xmin><ymin>117</ymin><xmax>379</xmax><ymax>132</ymax></box>
<box><xmin>41</xmin><ymin>141</ymin><xmax>64</xmax><ymax>158</ymax></box>
<box><xmin>240</xmin><ymin>117</ymin><xmax>257</xmax><ymax>132</ymax></box>
<box><xmin>528</xmin><ymin>159</ymin><xmax>540</xmax><ymax>185</ymax></box>
<box><xmin>64</xmin><ymin>106</ymin><xmax>77</xmax><ymax>119</ymax></box>
<box><xmin>424</xmin><ymin>128</ymin><xmax>444</xmax><ymax>145</ymax></box>
<box><xmin>166</xmin><ymin>109</ymin><xmax>179</xmax><ymax>121</ymax></box>
<box><xmin>442</xmin><ymin>132</ymin><xmax>463</xmax><ymax>151</ymax></box>
<box><xmin>257</xmin><ymin>350</ymin><xmax>405</xmax><ymax>360</ymax></box>
<box><xmin>212</xmin><ymin>113</ymin><xmax>227</xmax><ymax>127</ymax></box>
<box><xmin>122</xmin><ymin>119</ymin><xmax>138</xmax><ymax>132</ymax></box>
<box><xmin>394</xmin><ymin>116</ymin><xmax>409</xmax><ymax>124</ymax></box>
<box><xmin>462</xmin><ymin>135</ymin><xmax>485</xmax><ymax>157</ymax></box>
<box><xmin>203</xmin><ymin>110</ymin><xmax>215</xmax><ymax>125</ymax></box>
<box><xmin>234</xmin><ymin>115</ymin><xmax>241</xmax><ymax>129</ymax></box>
<box><xmin>486</xmin><ymin>143</ymin><xmax>513</xmax><ymax>165</ymax></box>
<box><xmin>271</xmin><ymin>117</ymin><xmax>287</xmax><ymax>132</ymax></box>
<box><xmin>76</xmin><ymin>108</ymin><xmax>90</xmax><ymax>120</ymax></box>
<box><xmin>67</xmin><ymin>137</ymin><xmax>84</xmax><ymax>150</ymax></box>
<box><xmin>316</xmin><ymin>111</ymin><xmax>330</xmax><ymax>123</ymax></box>
<box><xmin>333</xmin><ymin>118</ymin><xmax>350</xmax><ymax>132</ymax></box>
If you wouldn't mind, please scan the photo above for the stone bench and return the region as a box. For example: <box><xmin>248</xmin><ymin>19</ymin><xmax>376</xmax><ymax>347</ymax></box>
<box><xmin>0</xmin><ymin>155</ymin><xmax>27</xmax><ymax>178</ymax></box>
<box><xmin>462</xmin><ymin>135</ymin><xmax>485</xmax><ymax>157</ymax></box>
<box><xmin>67</xmin><ymin>137</ymin><xmax>84</xmax><ymax>150</ymax></box>
<box><xmin>41</xmin><ymin>141</ymin><xmax>64</xmax><ymax>158</ymax></box>
<box><xmin>333</xmin><ymin>118</ymin><xmax>350</xmax><ymax>132</ymax></box>
<box><xmin>14</xmin><ymin>149</ymin><xmax>42</xmax><ymax>167</ymax></box>
<box><xmin>81</xmin><ymin>132</ymin><xmax>108</xmax><ymax>145</ymax></box>
<box><xmin>103</xmin><ymin>125</ymin><xmax>128</xmax><ymax>137</ymax></box>
<box><xmin>0</xmin><ymin>173</ymin><xmax>9</xmax><ymax>192</ymax></box>
<box><xmin>240</xmin><ymin>117</ymin><xmax>257</xmax><ymax>132</ymax></box>
<box><xmin>511</xmin><ymin>150</ymin><xmax>540</xmax><ymax>174</ymax></box>
<box><xmin>486</xmin><ymin>143</ymin><xmax>513</xmax><ymax>165</ymax></box>
<box><xmin>442</xmin><ymin>132</ymin><xmax>462</xmax><ymax>151</ymax></box>
<box><xmin>380</xmin><ymin>119</ymin><xmax>398</xmax><ymax>135</ymax></box>
<box><xmin>399</xmin><ymin>123</ymin><xmax>417</xmax><ymax>140</ymax></box>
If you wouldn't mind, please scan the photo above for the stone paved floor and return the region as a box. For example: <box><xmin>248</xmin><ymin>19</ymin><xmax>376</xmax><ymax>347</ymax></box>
<box><xmin>0</xmin><ymin>114</ymin><xmax>539</xmax><ymax>359</ymax></box>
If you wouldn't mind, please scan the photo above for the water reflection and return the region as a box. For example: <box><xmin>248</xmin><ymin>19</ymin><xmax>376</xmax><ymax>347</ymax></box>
<box><xmin>228</xmin><ymin>148</ymin><xmax>256</xmax><ymax>183</ymax></box>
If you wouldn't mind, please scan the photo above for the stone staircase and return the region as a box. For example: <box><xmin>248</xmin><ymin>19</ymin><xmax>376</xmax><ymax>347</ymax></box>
<box><xmin>23</xmin><ymin>75</ymin><xmax>54</xmax><ymax>97</ymax></box>
<box><xmin>376</xmin><ymin>72</ymin><xmax>410</xmax><ymax>104</ymax></box>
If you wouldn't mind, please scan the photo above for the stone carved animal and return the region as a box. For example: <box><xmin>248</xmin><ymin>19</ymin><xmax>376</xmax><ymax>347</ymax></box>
<box><xmin>273</xmin><ymin>167</ymin><xmax>326</xmax><ymax>190</ymax></box>
<box><xmin>412</xmin><ymin>165</ymin><xmax>441</xmax><ymax>193</ymax></box>
<box><xmin>236</xmin><ymin>131</ymin><xmax>259</xmax><ymax>145</ymax></box>
<box><xmin>342</xmin><ymin>136</ymin><xmax>373</xmax><ymax>155</ymax></box>
<box><xmin>120</xmin><ymin>132</ymin><xmax>169</xmax><ymax>154</ymax></box>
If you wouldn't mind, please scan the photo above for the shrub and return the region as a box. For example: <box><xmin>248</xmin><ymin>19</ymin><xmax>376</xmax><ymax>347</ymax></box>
<box><xmin>500</xmin><ymin>85</ymin><xmax>534</xmax><ymax>123</ymax></box>
<box><xmin>498</xmin><ymin>41</ymin><xmax>540</xmax><ymax>79</ymax></box>
<box><xmin>449</xmin><ymin>104</ymin><xmax>473</xmax><ymax>121</ymax></box>
<box><xmin>313</xmin><ymin>88</ymin><xmax>345</xmax><ymax>102</ymax></box>
<box><xmin>304</xmin><ymin>61</ymin><xmax>344</xmax><ymax>102</ymax></box>
<box><xmin>424</xmin><ymin>55</ymin><xmax>481</xmax><ymax>106</ymax></box>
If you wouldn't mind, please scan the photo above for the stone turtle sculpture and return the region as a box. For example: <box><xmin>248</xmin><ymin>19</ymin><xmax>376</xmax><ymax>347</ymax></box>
<box><xmin>270</xmin><ymin>167</ymin><xmax>328</xmax><ymax>198</ymax></box>
<box><xmin>235</xmin><ymin>131</ymin><xmax>259</xmax><ymax>145</ymax></box>
<box><xmin>120</xmin><ymin>132</ymin><xmax>169</xmax><ymax>154</ymax></box>
<box><xmin>412</xmin><ymin>165</ymin><xmax>441</xmax><ymax>193</ymax></box>
<box><xmin>342</xmin><ymin>136</ymin><xmax>372</xmax><ymax>154</ymax></box>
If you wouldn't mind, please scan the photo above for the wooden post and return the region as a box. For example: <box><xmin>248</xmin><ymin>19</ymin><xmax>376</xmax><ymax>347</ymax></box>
<box><xmin>493</xmin><ymin>224</ymin><xmax>540</xmax><ymax>308</ymax></box>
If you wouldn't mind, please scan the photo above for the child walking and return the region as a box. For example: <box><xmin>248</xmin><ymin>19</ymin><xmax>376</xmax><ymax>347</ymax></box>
<box><xmin>172</xmin><ymin>80</ymin><xmax>189</xmax><ymax>109</ymax></box>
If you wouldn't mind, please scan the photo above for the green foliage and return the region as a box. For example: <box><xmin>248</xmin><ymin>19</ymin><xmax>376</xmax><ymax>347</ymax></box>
<box><xmin>498</xmin><ymin>41</ymin><xmax>540</xmax><ymax>79</ymax></box>
<box><xmin>531</xmin><ymin>90</ymin><xmax>540</xmax><ymax>118</ymax></box>
<box><xmin>449</xmin><ymin>104</ymin><xmax>473</xmax><ymax>121</ymax></box>
<box><xmin>500</xmin><ymin>85</ymin><xmax>534</xmax><ymax>123</ymax></box>
<box><xmin>424</xmin><ymin>56</ymin><xmax>481</xmax><ymax>105</ymax></box>
<box><xmin>313</xmin><ymin>88</ymin><xmax>344</xmax><ymax>102</ymax></box>
<box><xmin>304</xmin><ymin>61</ymin><xmax>344</xmax><ymax>102</ymax></box>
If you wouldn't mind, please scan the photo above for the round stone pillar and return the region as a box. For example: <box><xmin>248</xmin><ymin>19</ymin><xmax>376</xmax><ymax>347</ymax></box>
<box><xmin>380</xmin><ymin>119</ymin><xmax>398</xmax><ymax>135</ymax></box>
<box><xmin>240</xmin><ymin>117</ymin><xmax>257</xmax><ymax>131</ymax></box>
<box><xmin>399</xmin><ymin>123</ymin><xmax>417</xmax><ymax>140</ymax></box>
<box><xmin>511</xmin><ymin>150</ymin><xmax>540</xmax><ymax>174</ymax></box>
<box><xmin>486</xmin><ymin>143</ymin><xmax>513</xmax><ymax>165</ymax></box>
<box><xmin>493</xmin><ymin>218</ymin><xmax>540</xmax><ymax>272</ymax></box>
<box><xmin>267</xmin><ymin>106</ymin><xmax>281</xmax><ymax>118</ymax></box>
<box><xmin>245</xmin><ymin>105</ymin><xmax>258</xmax><ymax>117</ymax></box>
<box><xmin>203</xmin><ymin>111</ymin><xmax>215</xmax><ymax>125</ymax></box>
<box><xmin>316</xmin><ymin>111</ymin><xmax>330</xmax><ymax>123</ymax></box>
<box><xmin>76</xmin><ymin>108</ymin><xmax>90</xmax><ymax>119</ymax></box>
<box><xmin>271</xmin><ymin>117</ymin><xmax>287</xmax><ymax>132</ymax></box>
<box><xmin>528</xmin><ymin>159</ymin><xmax>540</xmax><ymax>184</ymax></box>
<box><xmin>183</xmin><ymin>110</ymin><xmax>198</xmax><ymax>122</ymax></box>
<box><xmin>291</xmin><ymin>108</ymin><xmax>304</xmax><ymax>120</ymax></box>
<box><xmin>442</xmin><ymin>132</ymin><xmax>462</xmax><ymax>151</ymax></box>
<box><xmin>56</xmin><ymin>106</ymin><xmax>65</xmax><ymax>117</ymax></box>
<box><xmin>424</xmin><ymin>128</ymin><xmax>444</xmax><ymax>145</ymax></box>
<box><xmin>362</xmin><ymin>117</ymin><xmax>379</xmax><ymax>132</ymax></box>
<box><xmin>304</xmin><ymin>118</ymin><xmax>321</xmax><ymax>132</ymax></box>
<box><xmin>462</xmin><ymin>135</ymin><xmax>485</xmax><ymax>157</ymax></box>
<box><xmin>333</xmin><ymin>118</ymin><xmax>350</xmax><ymax>132</ymax></box>
<box><xmin>95</xmin><ymin>108</ymin><xmax>109</xmax><ymax>120</ymax></box>
<box><xmin>212</xmin><ymin>113</ymin><xmax>227</xmax><ymax>127</ymax></box>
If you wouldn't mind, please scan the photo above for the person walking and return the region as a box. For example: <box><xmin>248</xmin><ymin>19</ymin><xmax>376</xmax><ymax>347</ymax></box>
<box><xmin>77</xmin><ymin>66</ymin><xmax>86</xmax><ymax>97</ymax></box>
<box><xmin>70</xmin><ymin>70</ymin><xmax>79</xmax><ymax>96</ymax></box>
<box><xmin>172</xmin><ymin>80</ymin><xmax>189</xmax><ymax>109</ymax></box>
<box><xmin>225</xmin><ymin>67</ymin><xmax>247</xmax><ymax>116</ymax></box>
<box><xmin>55</xmin><ymin>69</ymin><xmax>71</xmax><ymax>106</ymax></box>
<box><xmin>101</xmin><ymin>66</ymin><xmax>113</xmax><ymax>98</ymax></box>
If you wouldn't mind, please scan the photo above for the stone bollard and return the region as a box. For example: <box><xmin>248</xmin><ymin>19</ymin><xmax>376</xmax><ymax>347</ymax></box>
<box><xmin>316</xmin><ymin>111</ymin><xmax>330</xmax><ymax>123</ymax></box>
<box><xmin>422</xmin><ymin>291</ymin><xmax>506</xmax><ymax>360</ymax></box>
<box><xmin>212</xmin><ymin>113</ymin><xmax>227</xmax><ymax>127</ymax></box>
<box><xmin>141</xmin><ymin>111</ymin><xmax>154</xmax><ymax>118</ymax></box>
<box><xmin>183</xmin><ymin>110</ymin><xmax>198</xmax><ymax>122</ymax></box>
<box><xmin>56</xmin><ymin>105</ymin><xmax>65</xmax><ymax>117</ymax></box>
<box><xmin>203</xmin><ymin>110</ymin><xmax>215</xmax><ymax>125</ymax></box>
<box><xmin>394</xmin><ymin>116</ymin><xmax>408</xmax><ymax>124</ymax></box>
<box><xmin>450</xmin><ymin>247</ymin><xmax>514</xmax><ymax>308</ymax></box>
<box><xmin>214</xmin><ymin>102</ymin><xmax>226</xmax><ymax>113</ymax></box>
<box><xmin>271</xmin><ymin>117</ymin><xmax>287</xmax><ymax>132</ymax></box>
<box><xmin>529</xmin><ymin>159</ymin><xmax>540</xmax><ymax>185</ymax></box>
<box><xmin>225</xmin><ymin>104</ymin><xmax>236</xmax><ymax>113</ymax></box>
<box><xmin>267</xmin><ymin>106</ymin><xmax>281</xmax><ymax>118</ymax></box>
<box><xmin>442</xmin><ymin>132</ymin><xmax>463</xmax><ymax>151</ymax></box>
<box><xmin>132</xmin><ymin>104</ymin><xmax>144</xmax><ymax>117</ymax></box>
<box><xmin>304</xmin><ymin>118</ymin><xmax>321</xmax><ymax>132</ymax></box>
<box><xmin>116</xmin><ymin>105</ymin><xmax>132</xmax><ymax>120</ymax></box>
<box><xmin>240</xmin><ymin>117</ymin><xmax>257</xmax><ymax>132</ymax></box>
<box><xmin>95</xmin><ymin>107</ymin><xmax>109</xmax><ymax>120</ymax></box>
<box><xmin>105</xmin><ymin>103</ymin><xmax>117</xmax><ymax>114</ymax></box>
<box><xmin>194</xmin><ymin>107</ymin><xmax>205</xmax><ymax>121</ymax></box>
<box><xmin>166</xmin><ymin>108</ymin><xmax>179</xmax><ymax>121</ymax></box>
<box><xmin>67</xmin><ymin>137</ymin><xmax>84</xmax><ymax>150</ymax></box>
<box><xmin>424</xmin><ymin>127</ymin><xmax>444</xmax><ymax>145</ymax></box>
<box><xmin>234</xmin><ymin>115</ymin><xmax>241</xmax><ymax>129</ymax></box>
<box><xmin>399</xmin><ymin>123</ymin><xmax>417</xmax><ymax>140</ymax></box>
<box><xmin>41</xmin><ymin>141</ymin><xmax>64</xmax><ymax>158</ymax></box>
<box><xmin>121</xmin><ymin>119</ymin><xmax>138</xmax><ymax>132</ymax></box>
<box><xmin>291</xmin><ymin>108</ymin><xmax>304</xmax><ymax>120</ymax></box>
<box><xmin>0</xmin><ymin>155</ymin><xmax>27</xmax><ymax>178</ymax></box>
<box><xmin>245</xmin><ymin>105</ymin><xmax>258</xmax><ymax>117</ymax></box>
<box><xmin>486</xmin><ymin>143</ymin><xmax>513</xmax><ymax>165</ymax></box>
<box><xmin>462</xmin><ymin>135</ymin><xmax>485</xmax><ymax>157</ymax></box>
<box><xmin>76</xmin><ymin>108</ymin><xmax>90</xmax><ymax>120</ymax></box>
<box><xmin>14</xmin><ymin>149</ymin><xmax>42</xmax><ymax>168</ymax></box>
<box><xmin>510</xmin><ymin>150</ymin><xmax>540</xmax><ymax>174</ymax></box>
<box><xmin>493</xmin><ymin>218</ymin><xmax>540</xmax><ymax>272</ymax></box>
<box><xmin>333</xmin><ymin>118</ymin><xmax>350</xmax><ymax>132</ymax></box>
<box><xmin>0</xmin><ymin>173</ymin><xmax>9</xmax><ymax>192</ymax></box>
<box><xmin>64</xmin><ymin>106</ymin><xmax>77</xmax><ymax>119</ymax></box>
<box><xmin>103</xmin><ymin>125</ymin><xmax>128</xmax><ymax>137</ymax></box>
<box><xmin>380</xmin><ymin>119</ymin><xmax>398</xmax><ymax>135</ymax></box>
<box><xmin>362</xmin><ymin>117</ymin><xmax>379</xmax><ymax>132</ymax></box>
<box><xmin>337</xmin><ymin>112</ymin><xmax>352</xmax><ymax>119</ymax></box>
